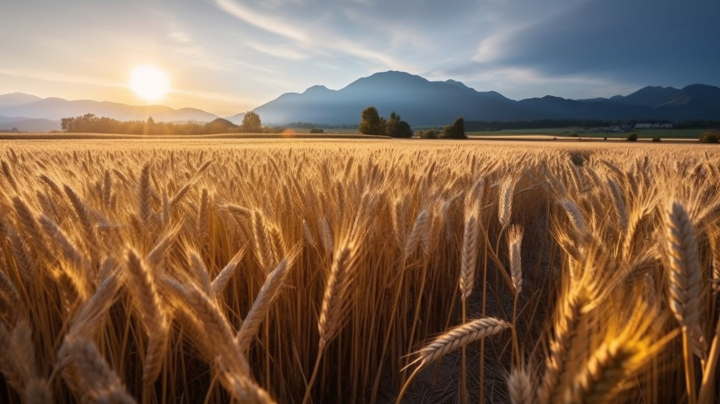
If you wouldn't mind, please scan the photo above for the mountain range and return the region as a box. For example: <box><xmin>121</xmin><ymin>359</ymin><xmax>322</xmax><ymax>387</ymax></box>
<box><xmin>2</xmin><ymin>71</ymin><xmax>719</xmax><ymax>131</ymax></box>
<box><xmin>253</xmin><ymin>71</ymin><xmax>720</xmax><ymax>125</ymax></box>
<box><xmin>0</xmin><ymin>96</ymin><xmax>220</xmax><ymax>131</ymax></box>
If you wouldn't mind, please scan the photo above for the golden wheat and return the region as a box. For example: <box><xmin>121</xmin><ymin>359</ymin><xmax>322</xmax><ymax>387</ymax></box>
<box><xmin>0</xmin><ymin>140</ymin><xmax>718</xmax><ymax>404</ymax></box>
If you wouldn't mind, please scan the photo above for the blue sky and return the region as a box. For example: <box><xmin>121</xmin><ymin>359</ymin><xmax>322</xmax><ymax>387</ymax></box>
<box><xmin>1</xmin><ymin>0</ymin><xmax>718</xmax><ymax>116</ymax></box>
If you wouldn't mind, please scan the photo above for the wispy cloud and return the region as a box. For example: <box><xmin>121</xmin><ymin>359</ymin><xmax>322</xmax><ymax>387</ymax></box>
<box><xmin>246</xmin><ymin>41</ymin><xmax>308</xmax><ymax>61</ymax></box>
<box><xmin>214</xmin><ymin>0</ymin><xmax>308</xmax><ymax>41</ymax></box>
<box><xmin>213</xmin><ymin>0</ymin><xmax>411</xmax><ymax>70</ymax></box>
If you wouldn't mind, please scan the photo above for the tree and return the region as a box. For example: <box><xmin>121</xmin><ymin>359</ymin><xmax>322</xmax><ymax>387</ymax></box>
<box><xmin>242</xmin><ymin>111</ymin><xmax>262</xmax><ymax>132</ymax></box>
<box><xmin>700</xmin><ymin>131</ymin><xmax>719</xmax><ymax>143</ymax></box>
<box><xmin>386</xmin><ymin>113</ymin><xmax>413</xmax><ymax>138</ymax></box>
<box><xmin>359</xmin><ymin>106</ymin><xmax>385</xmax><ymax>135</ymax></box>
<box><xmin>442</xmin><ymin>117</ymin><xmax>466</xmax><ymax>139</ymax></box>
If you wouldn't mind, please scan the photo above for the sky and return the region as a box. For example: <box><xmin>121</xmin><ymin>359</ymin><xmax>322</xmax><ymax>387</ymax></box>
<box><xmin>1</xmin><ymin>0</ymin><xmax>718</xmax><ymax>116</ymax></box>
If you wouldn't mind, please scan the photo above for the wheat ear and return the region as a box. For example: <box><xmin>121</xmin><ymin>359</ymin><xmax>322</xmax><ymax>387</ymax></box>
<box><xmin>408</xmin><ymin>317</ymin><xmax>510</xmax><ymax>370</ymax></box>
<box><xmin>237</xmin><ymin>251</ymin><xmax>297</xmax><ymax>352</ymax></box>
<box><xmin>396</xmin><ymin>317</ymin><xmax>510</xmax><ymax>403</ymax></box>
<box><xmin>498</xmin><ymin>178</ymin><xmax>514</xmax><ymax>228</ymax></box>
<box><xmin>664</xmin><ymin>200</ymin><xmax>705</xmax><ymax>404</ymax></box>
<box><xmin>125</xmin><ymin>249</ymin><xmax>170</xmax><ymax>387</ymax></box>
<box><xmin>318</xmin><ymin>240</ymin><xmax>359</xmax><ymax>346</ymax></box>
<box><xmin>559</xmin><ymin>199</ymin><xmax>590</xmax><ymax>244</ymax></box>
<box><xmin>539</xmin><ymin>288</ymin><xmax>590</xmax><ymax>404</ymax></box>
<box><xmin>252</xmin><ymin>210</ymin><xmax>274</xmax><ymax>270</ymax></box>
<box><xmin>63</xmin><ymin>184</ymin><xmax>98</xmax><ymax>250</ymax></box>
<box><xmin>188</xmin><ymin>250</ymin><xmax>212</xmax><ymax>295</ymax></box>
<box><xmin>508</xmin><ymin>224</ymin><xmax>524</xmax><ymax>295</ymax></box>
<box><xmin>460</xmin><ymin>209</ymin><xmax>480</xmax><ymax>301</ymax></box>
<box><xmin>162</xmin><ymin>278</ymin><xmax>250</xmax><ymax>374</ymax></box>
<box><xmin>23</xmin><ymin>378</ymin><xmax>53</xmax><ymax>404</ymax></box>
<box><xmin>211</xmin><ymin>246</ymin><xmax>247</xmax><ymax>298</ymax></box>
<box><xmin>0</xmin><ymin>320</ymin><xmax>34</xmax><ymax>393</ymax></box>
<box><xmin>664</xmin><ymin>201</ymin><xmax>707</xmax><ymax>358</ymax></box>
<box><xmin>508</xmin><ymin>366</ymin><xmax>534</xmax><ymax>404</ymax></box>
<box><xmin>58</xmin><ymin>336</ymin><xmax>137</xmax><ymax>404</ymax></box>
<box><xmin>404</xmin><ymin>210</ymin><xmax>429</xmax><ymax>258</ymax></box>
<box><xmin>566</xmin><ymin>321</ymin><xmax>669</xmax><ymax>404</ymax></box>
<box><xmin>303</xmin><ymin>238</ymin><xmax>359</xmax><ymax>404</ymax></box>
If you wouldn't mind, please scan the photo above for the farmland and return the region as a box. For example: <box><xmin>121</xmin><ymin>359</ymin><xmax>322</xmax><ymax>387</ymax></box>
<box><xmin>0</xmin><ymin>138</ymin><xmax>719</xmax><ymax>404</ymax></box>
<box><xmin>467</xmin><ymin>128</ymin><xmax>709</xmax><ymax>139</ymax></box>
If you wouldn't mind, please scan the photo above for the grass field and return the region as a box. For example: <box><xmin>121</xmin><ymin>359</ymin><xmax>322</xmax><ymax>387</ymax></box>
<box><xmin>0</xmin><ymin>138</ymin><xmax>719</xmax><ymax>404</ymax></box>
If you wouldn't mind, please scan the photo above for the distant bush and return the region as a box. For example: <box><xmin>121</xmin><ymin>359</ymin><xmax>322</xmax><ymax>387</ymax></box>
<box><xmin>309</xmin><ymin>128</ymin><xmax>324</xmax><ymax>133</ymax></box>
<box><xmin>441</xmin><ymin>118</ymin><xmax>466</xmax><ymax>139</ymax></box>
<box><xmin>652</xmin><ymin>137</ymin><xmax>661</xmax><ymax>142</ymax></box>
<box><xmin>700</xmin><ymin>131</ymin><xmax>719</xmax><ymax>143</ymax></box>
<box><xmin>418</xmin><ymin>129</ymin><xmax>439</xmax><ymax>139</ymax></box>
<box><xmin>627</xmin><ymin>133</ymin><xmax>638</xmax><ymax>141</ymax></box>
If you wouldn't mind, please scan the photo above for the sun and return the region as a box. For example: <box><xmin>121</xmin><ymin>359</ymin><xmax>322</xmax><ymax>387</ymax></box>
<box><xmin>130</xmin><ymin>65</ymin><xmax>169</xmax><ymax>101</ymax></box>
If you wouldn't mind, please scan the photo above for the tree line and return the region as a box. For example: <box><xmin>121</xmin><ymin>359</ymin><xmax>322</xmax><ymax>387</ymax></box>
<box><xmin>60</xmin><ymin>112</ymin><xmax>263</xmax><ymax>135</ymax></box>
<box><xmin>464</xmin><ymin>119</ymin><xmax>720</xmax><ymax>131</ymax></box>
<box><xmin>358</xmin><ymin>106</ymin><xmax>467</xmax><ymax>139</ymax></box>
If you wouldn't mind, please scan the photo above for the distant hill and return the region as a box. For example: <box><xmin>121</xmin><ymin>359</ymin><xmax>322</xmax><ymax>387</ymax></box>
<box><xmin>0</xmin><ymin>95</ymin><xmax>220</xmax><ymax>124</ymax></box>
<box><xmin>0</xmin><ymin>116</ymin><xmax>60</xmax><ymax>132</ymax></box>
<box><xmin>251</xmin><ymin>71</ymin><xmax>720</xmax><ymax>125</ymax></box>
<box><xmin>0</xmin><ymin>92</ymin><xmax>42</xmax><ymax>107</ymax></box>
<box><xmin>4</xmin><ymin>73</ymin><xmax>720</xmax><ymax>129</ymax></box>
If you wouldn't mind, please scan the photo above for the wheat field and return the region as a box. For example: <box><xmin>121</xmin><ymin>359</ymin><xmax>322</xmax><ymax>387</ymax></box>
<box><xmin>0</xmin><ymin>139</ymin><xmax>719</xmax><ymax>404</ymax></box>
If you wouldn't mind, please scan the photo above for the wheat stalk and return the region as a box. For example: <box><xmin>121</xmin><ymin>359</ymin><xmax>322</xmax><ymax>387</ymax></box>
<box><xmin>139</xmin><ymin>162</ymin><xmax>152</xmax><ymax>226</ymax></box>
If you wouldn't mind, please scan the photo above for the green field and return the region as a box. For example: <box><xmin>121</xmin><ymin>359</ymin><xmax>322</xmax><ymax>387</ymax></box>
<box><xmin>468</xmin><ymin>127</ymin><xmax>710</xmax><ymax>139</ymax></box>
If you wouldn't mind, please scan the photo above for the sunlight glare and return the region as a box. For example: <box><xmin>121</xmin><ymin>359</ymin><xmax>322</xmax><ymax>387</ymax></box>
<box><xmin>130</xmin><ymin>65</ymin><xmax>169</xmax><ymax>101</ymax></box>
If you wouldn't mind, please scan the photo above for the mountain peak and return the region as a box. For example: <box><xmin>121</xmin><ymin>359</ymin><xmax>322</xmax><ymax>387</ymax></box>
<box><xmin>303</xmin><ymin>85</ymin><xmax>331</xmax><ymax>94</ymax></box>
<box><xmin>360</xmin><ymin>70</ymin><xmax>430</xmax><ymax>84</ymax></box>
<box><xmin>0</xmin><ymin>92</ymin><xmax>43</xmax><ymax>107</ymax></box>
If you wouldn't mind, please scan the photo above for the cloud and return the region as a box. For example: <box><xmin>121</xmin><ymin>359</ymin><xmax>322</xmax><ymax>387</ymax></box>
<box><xmin>472</xmin><ymin>0</ymin><xmax>720</xmax><ymax>86</ymax></box>
<box><xmin>213</xmin><ymin>0</ymin><xmax>411</xmax><ymax>70</ymax></box>
<box><xmin>246</xmin><ymin>41</ymin><xmax>308</xmax><ymax>61</ymax></box>
<box><xmin>213</xmin><ymin>0</ymin><xmax>308</xmax><ymax>41</ymax></box>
